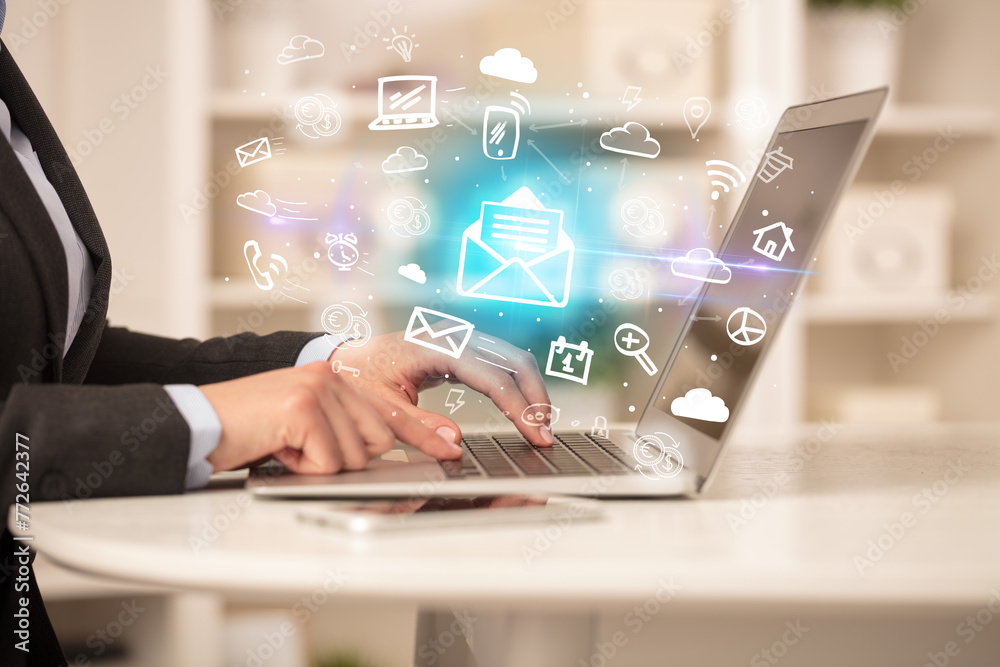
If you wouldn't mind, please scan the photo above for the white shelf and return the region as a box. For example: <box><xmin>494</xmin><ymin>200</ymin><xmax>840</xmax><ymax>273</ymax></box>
<box><xmin>876</xmin><ymin>104</ymin><xmax>997</xmax><ymax>138</ymax></box>
<box><xmin>801</xmin><ymin>293</ymin><xmax>994</xmax><ymax>323</ymax></box>
<box><xmin>209</xmin><ymin>279</ymin><xmax>424</xmax><ymax>308</ymax></box>
<box><xmin>210</xmin><ymin>90</ymin><xmax>714</xmax><ymax>133</ymax></box>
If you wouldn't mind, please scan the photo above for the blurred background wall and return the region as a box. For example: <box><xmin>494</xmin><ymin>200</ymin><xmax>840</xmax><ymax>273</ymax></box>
<box><xmin>5</xmin><ymin>0</ymin><xmax>999</xmax><ymax>664</ymax></box>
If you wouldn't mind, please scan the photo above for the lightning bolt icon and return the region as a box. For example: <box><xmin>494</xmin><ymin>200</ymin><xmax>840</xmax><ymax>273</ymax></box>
<box><xmin>445</xmin><ymin>388</ymin><xmax>466</xmax><ymax>415</ymax></box>
<box><xmin>622</xmin><ymin>85</ymin><xmax>642</xmax><ymax>112</ymax></box>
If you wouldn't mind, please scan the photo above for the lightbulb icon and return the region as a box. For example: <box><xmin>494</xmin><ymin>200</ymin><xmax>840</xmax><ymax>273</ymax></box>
<box><xmin>384</xmin><ymin>26</ymin><xmax>418</xmax><ymax>63</ymax></box>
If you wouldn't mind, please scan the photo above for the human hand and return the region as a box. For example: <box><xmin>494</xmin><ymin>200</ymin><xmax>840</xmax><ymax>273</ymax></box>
<box><xmin>199</xmin><ymin>361</ymin><xmax>464</xmax><ymax>474</ymax></box>
<box><xmin>329</xmin><ymin>331</ymin><xmax>554</xmax><ymax>448</ymax></box>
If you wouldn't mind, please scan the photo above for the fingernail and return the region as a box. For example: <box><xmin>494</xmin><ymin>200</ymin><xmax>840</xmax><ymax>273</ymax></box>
<box><xmin>539</xmin><ymin>425</ymin><xmax>554</xmax><ymax>445</ymax></box>
<box><xmin>436</xmin><ymin>426</ymin><xmax>458</xmax><ymax>446</ymax></box>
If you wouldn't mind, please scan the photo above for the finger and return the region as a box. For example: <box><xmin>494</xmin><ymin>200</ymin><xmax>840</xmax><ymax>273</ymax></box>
<box><xmin>441</xmin><ymin>357</ymin><xmax>552</xmax><ymax>447</ymax></box>
<box><xmin>369</xmin><ymin>393</ymin><xmax>464</xmax><ymax>460</ymax></box>
<box><xmin>478</xmin><ymin>337</ymin><xmax>552</xmax><ymax>410</ymax></box>
<box><xmin>279</xmin><ymin>391</ymin><xmax>343</xmax><ymax>474</ymax></box>
<box><xmin>311</xmin><ymin>371</ymin><xmax>376</xmax><ymax>471</ymax></box>
<box><xmin>322</xmin><ymin>376</ymin><xmax>396</xmax><ymax>462</ymax></box>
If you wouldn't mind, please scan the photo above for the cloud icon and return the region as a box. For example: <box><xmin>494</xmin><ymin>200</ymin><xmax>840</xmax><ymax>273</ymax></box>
<box><xmin>670</xmin><ymin>388</ymin><xmax>730</xmax><ymax>423</ymax></box>
<box><xmin>276</xmin><ymin>35</ymin><xmax>325</xmax><ymax>65</ymax></box>
<box><xmin>236</xmin><ymin>190</ymin><xmax>276</xmax><ymax>217</ymax></box>
<box><xmin>382</xmin><ymin>146</ymin><xmax>429</xmax><ymax>174</ymax></box>
<box><xmin>600</xmin><ymin>122</ymin><xmax>660</xmax><ymax>159</ymax></box>
<box><xmin>671</xmin><ymin>248</ymin><xmax>732</xmax><ymax>284</ymax></box>
<box><xmin>479</xmin><ymin>48</ymin><xmax>538</xmax><ymax>84</ymax></box>
<box><xmin>398</xmin><ymin>263</ymin><xmax>427</xmax><ymax>284</ymax></box>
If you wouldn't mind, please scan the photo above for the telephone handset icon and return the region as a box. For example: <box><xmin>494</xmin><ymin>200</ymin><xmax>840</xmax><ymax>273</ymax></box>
<box><xmin>244</xmin><ymin>240</ymin><xmax>288</xmax><ymax>291</ymax></box>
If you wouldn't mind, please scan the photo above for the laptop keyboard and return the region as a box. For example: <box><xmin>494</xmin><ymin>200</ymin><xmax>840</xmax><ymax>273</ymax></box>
<box><xmin>439</xmin><ymin>432</ymin><xmax>639</xmax><ymax>479</ymax></box>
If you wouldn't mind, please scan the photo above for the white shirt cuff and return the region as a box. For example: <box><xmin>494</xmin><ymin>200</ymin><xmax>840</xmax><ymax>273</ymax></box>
<box><xmin>164</xmin><ymin>384</ymin><xmax>223</xmax><ymax>490</ymax></box>
<box><xmin>295</xmin><ymin>334</ymin><xmax>348</xmax><ymax>366</ymax></box>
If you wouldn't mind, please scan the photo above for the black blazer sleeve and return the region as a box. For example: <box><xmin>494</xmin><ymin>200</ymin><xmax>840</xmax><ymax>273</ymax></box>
<box><xmin>84</xmin><ymin>324</ymin><xmax>324</xmax><ymax>386</ymax></box>
<box><xmin>0</xmin><ymin>384</ymin><xmax>190</xmax><ymax>510</ymax></box>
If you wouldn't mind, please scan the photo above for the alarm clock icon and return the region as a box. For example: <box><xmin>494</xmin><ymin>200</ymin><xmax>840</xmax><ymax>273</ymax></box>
<box><xmin>325</xmin><ymin>232</ymin><xmax>359</xmax><ymax>271</ymax></box>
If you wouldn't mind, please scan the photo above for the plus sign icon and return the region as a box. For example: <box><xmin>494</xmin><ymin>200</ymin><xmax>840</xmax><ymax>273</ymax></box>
<box><xmin>613</xmin><ymin>323</ymin><xmax>658</xmax><ymax>376</ymax></box>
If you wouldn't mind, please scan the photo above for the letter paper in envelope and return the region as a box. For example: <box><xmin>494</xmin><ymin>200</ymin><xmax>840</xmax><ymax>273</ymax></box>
<box><xmin>457</xmin><ymin>186</ymin><xmax>573</xmax><ymax>308</ymax></box>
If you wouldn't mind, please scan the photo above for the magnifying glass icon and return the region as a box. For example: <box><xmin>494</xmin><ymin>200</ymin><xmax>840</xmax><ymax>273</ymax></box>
<box><xmin>614</xmin><ymin>323</ymin><xmax>658</xmax><ymax>376</ymax></box>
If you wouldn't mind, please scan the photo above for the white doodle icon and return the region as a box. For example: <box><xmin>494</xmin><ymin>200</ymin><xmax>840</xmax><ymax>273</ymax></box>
<box><xmin>726</xmin><ymin>307</ymin><xmax>767</xmax><ymax>347</ymax></box>
<box><xmin>387</xmin><ymin>197</ymin><xmax>431</xmax><ymax>237</ymax></box>
<box><xmin>331</xmin><ymin>359</ymin><xmax>361</xmax><ymax>377</ymax></box>
<box><xmin>480</xmin><ymin>48</ymin><xmax>538</xmax><ymax>84</ymax></box>
<box><xmin>398</xmin><ymin>263</ymin><xmax>427</xmax><ymax>284</ymax></box>
<box><xmin>382</xmin><ymin>146</ymin><xmax>428</xmax><ymax>173</ymax></box>
<box><xmin>235</xmin><ymin>136</ymin><xmax>284</xmax><ymax>168</ymax></box>
<box><xmin>600</xmin><ymin>122</ymin><xmax>660</xmax><ymax>158</ymax></box>
<box><xmin>521</xmin><ymin>403</ymin><xmax>560</xmax><ymax>428</ymax></box>
<box><xmin>671</xmin><ymin>248</ymin><xmax>732</xmax><ymax>284</ymax></box>
<box><xmin>622</xmin><ymin>86</ymin><xmax>642</xmax><ymax>112</ymax></box>
<box><xmin>403</xmin><ymin>307</ymin><xmax>475</xmax><ymax>359</ymax></box>
<box><xmin>277</xmin><ymin>35</ymin><xmax>325</xmax><ymax>65</ymax></box>
<box><xmin>671</xmin><ymin>388</ymin><xmax>729</xmax><ymax>423</ymax></box>
<box><xmin>244</xmin><ymin>240</ymin><xmax>286</xmax><ymax>291</ymax></box>
<box><xmin>758</xmin><ymin>146</ymin><xmax>794</xmax><ymax>183</ymax></box>
<box><xmin>591</xmin><ymin>416</ymin><xmax>609</xmax><ymax>439</ymax></box>
<box><xmin>608</xmin><ymin>268</ymin><xmax>643</xmax><ymax>301</ymax></box>
<box><xmin>325</xmin><ymin>232</ymin><xmax>360</xmax><ymax>271</ymax></box>
<box><xmin>294</xmin><ymin>94</ymin><xmax>341</xmax><ymax>138</ymax></box>
<box><xmin>236</xmin><ymin>190</ymin><xmax>277</xmax><ymax>217</ymax></box>
<box><xmin>545</xmin><ymin>336</ymin><xmax>593</xmax><ymax>385</ymax></box>
<box><xmin>369</xmin><ymin>75</ymin><xmax>439</xmax><ymax>131</ymax></box>
<box><xmin>734</xmin><ymin>97</ymin><xmax>770</xmax><ymax>130</ymax></box>
<box><xmin>632</xmin><ymin>433</ymin><xmax>684</xmax><ymax>479</ymax></box>
<box><xmin>483</xmin><ymin>93</ymin><xmax>530</xmax><ymax>160</ymax></box>
<box><xmin>751</xmin><ymin>221</ymin><xmax>795</xmax><ymax>261</ymax></box>
<box><xmin>620</xmin><ymin>197</ymin><xmax>664</xmax><ymax>237</ymax></box>
<box><xmin>706</xmin><ymin>160</ymin><xmax>747</xmax><ymax>201</ymax></box>
<box><xmin>321</xmin><ymin>302</ymin><xmax>371</xmax><ymax>348</ymax></box>
<box><xmin>384</xmin><ymin>26</ymin><xmax>418</xmax><ymax>62</ymax></box>
<box><xmin>614</xmin><ymin>323</ymin><xmax>657</xmax><ymax>376</ymax></box>
<box><xmin>683</xmin><ymin>97</ymin><xmax>711</xmax><ymax>139</ymax></box>
<box><xmin>445</xmin><ymin>388</ymin><xmax>466</xmax><ymax>414</ymax></box>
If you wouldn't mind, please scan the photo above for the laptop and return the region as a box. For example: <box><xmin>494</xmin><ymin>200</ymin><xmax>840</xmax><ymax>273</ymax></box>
<box><xmin>368</xmin><ymin>75</ymin><xmax>440</xmax><ymax>130</ymax></box>
<box><xmin>252</xmin><ymin>87</ymin><xmax>888</xmax><ymax>499</ymax></box>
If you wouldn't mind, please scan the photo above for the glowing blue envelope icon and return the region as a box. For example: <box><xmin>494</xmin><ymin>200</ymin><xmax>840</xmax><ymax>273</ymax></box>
<box><xmin>457</xmin><ymin>186</ymin><xmax>573</xmax><ymax>308</ymax></box>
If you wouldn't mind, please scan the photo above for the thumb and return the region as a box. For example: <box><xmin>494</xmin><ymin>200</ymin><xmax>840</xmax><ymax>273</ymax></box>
<box><xmin>399</xmin><ymin>402</ymin><xmax>463</xmax><ymax>447</ymax></box>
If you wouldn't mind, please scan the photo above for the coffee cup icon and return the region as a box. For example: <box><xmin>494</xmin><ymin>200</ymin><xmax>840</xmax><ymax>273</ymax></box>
<box><xmin>757</xmin><ymin>146</ymin><xmax>794</xmax><ymax>183</ymax></box>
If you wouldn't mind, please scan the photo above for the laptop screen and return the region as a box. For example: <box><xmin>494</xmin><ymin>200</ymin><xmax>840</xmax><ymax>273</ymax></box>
<box><xmin>652</xmin><ymin>119</ymin><xmax>869</xmax><ymax>440</ymax></box>
<box><xmin>381</xmin><ymin>77</ymin><xmax>435</xmax><ymax>118</ymax></box>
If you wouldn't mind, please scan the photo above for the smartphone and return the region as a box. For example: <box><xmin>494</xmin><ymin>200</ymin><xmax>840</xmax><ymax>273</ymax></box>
<box><xmin>296</xmin><ymin>495</ymin><xmax>603</xmax><ymax>533</ymax></box>
<box><xmin>482</xmin><ymin>106</ymin><xmax>520</xmax><ymax>160</ymax></box>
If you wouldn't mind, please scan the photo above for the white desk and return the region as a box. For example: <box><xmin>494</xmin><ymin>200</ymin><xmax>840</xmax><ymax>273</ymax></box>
<box><xmin>16</xmin><ymin>425</ymin><xmax>1000</xmax><ymax>667</ymax></box>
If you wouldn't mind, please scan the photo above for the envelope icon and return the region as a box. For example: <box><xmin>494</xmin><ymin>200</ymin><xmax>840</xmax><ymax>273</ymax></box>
<box><xmin>235</xmin><ymin>137</ymin><xmax>272</xmax><ymax>168</ymax></box>
<box><xmin>457</xmin><ymin>186</ymin><xmax>574</xmax><ymax>308</ymax></box>
<box><xmin>403</xmin><ymin>307</ymin><xmax>475</xmax><ymax>359</ymax></box>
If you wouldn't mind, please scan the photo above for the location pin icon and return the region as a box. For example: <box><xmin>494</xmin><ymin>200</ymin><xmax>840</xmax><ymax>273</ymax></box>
<box><xmin>683</xmin><ymin>97</ymin><xmax>712</xmax><ymax>140</ymax></box>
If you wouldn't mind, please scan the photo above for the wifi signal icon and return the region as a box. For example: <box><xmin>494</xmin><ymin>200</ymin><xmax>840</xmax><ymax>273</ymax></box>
<box><xmin>706</xmin><ymin>160</ymin><xmax>747</xmax><ymax>201</ymax></box>
<box><xmin>483</xmin><ymin>93</ymin><xmax>531</xmax><ymax>161</ymax></box>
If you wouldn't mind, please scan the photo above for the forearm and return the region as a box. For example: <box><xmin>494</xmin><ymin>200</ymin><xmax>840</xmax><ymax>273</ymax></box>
<box><xmin>84</xmin><ymin>324</ymin><xmax>323</xmax><ymax>386</ymax></box>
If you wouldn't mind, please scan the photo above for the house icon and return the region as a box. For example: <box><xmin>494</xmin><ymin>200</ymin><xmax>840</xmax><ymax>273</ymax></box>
<box><xmin>752</xmin><ymin>222</ymin><xmax>795</xmax><ymax>261</ymax></box>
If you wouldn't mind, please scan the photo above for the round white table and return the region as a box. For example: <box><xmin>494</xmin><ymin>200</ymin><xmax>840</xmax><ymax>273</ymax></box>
<box><xmin>16</xmin><ymin>425</ymin><xmax>1000</xmax><ymax>667</ymax></box>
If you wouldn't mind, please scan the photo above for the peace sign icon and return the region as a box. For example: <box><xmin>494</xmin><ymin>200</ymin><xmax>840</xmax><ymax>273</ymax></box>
<box><xmin>726</xmin><ymin>307</ymin><xmax>767</xmax><ymax>346</ymax></box>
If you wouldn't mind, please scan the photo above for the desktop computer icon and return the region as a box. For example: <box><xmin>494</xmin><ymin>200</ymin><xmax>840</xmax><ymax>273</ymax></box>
<box><xmin>368</xmin><ymin>75</ymin><xmax>439</xmax><ymax>130</ymax></box>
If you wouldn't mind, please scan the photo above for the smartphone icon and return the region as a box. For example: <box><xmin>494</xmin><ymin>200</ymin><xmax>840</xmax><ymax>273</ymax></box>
<box><xmin>483</xmin><ymin>105</ymin><xmax>520</xmax><ymax>160</ymax></box>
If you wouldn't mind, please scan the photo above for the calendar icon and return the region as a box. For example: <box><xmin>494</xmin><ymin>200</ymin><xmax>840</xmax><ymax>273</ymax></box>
<box><xmin>545</xmin><ymin>336</ymin><xmax>594</xmax><ymax>385</ymax></box>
